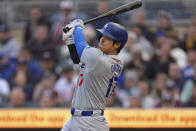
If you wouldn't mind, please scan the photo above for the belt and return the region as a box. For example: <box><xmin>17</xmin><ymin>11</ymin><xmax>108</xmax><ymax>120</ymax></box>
<box><xmin>71</xmin><ymin>108</ymin><xmax>104</xmax><ymax>116</ymax></box>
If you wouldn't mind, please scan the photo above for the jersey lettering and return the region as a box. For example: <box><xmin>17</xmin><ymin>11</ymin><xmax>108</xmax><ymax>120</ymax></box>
<box><xmin>111</xmin><ymin>64</ymin><xmax>122</xmax><ymax>74</ymax></box>
<box><xmin>106</xmin><ymin>76</ymin><xmax>118</xmax><ymax>98</ymax></box>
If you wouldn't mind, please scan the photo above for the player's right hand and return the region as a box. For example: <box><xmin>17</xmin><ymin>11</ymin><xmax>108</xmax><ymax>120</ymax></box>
<box><xmin>62</xmin><ymin>23</ymin><xmax>74</xmax><ymax>42</ymax></box>
<box><xmin>72</xmin><ymin>19</ymin><xmax>84</xmax><ymax>29</ymax></box>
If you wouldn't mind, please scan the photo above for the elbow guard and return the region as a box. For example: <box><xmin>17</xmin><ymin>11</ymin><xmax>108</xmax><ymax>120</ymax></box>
<box><xmin>68</xmin><ymin>44</ymin><xmax>80</xmax><ymax>64</ymax></box>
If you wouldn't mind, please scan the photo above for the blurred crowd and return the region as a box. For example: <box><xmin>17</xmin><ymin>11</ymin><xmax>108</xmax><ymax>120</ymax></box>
<box><xmin>0</xmin><ymin>0</ymin><xmax>196</xmax><ymax>109</ymax></box>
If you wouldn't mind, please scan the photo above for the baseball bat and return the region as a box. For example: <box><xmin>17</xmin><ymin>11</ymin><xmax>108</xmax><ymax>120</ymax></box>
<box><xmin>84</xmin><ymin>0</ymin><xmax>142</xmax><ymax>25</ymax></box>
<box><xmin>63</xmin><ymin>0</ymin><xmax>142</xmax><ymax>32</ymax></box>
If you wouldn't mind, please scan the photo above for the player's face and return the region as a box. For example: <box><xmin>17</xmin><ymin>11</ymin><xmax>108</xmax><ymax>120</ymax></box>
<box><xmin>99</xmin><ymin>36</ymin><xmax>119</xmax><ymax>55</ymax></box>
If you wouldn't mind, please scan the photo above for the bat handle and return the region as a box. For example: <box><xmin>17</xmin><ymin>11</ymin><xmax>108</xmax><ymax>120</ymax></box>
<box><xmin>63</xmin><ymin>27</ymin><xmax>72</xmax><ymax>33</ymax></box>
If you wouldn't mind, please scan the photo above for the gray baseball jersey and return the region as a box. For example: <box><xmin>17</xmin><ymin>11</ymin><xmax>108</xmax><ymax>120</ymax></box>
<box><xmin>72</xmin><ymin>46</ymin><xmax>123</xmax><ymax>110</ymax></box>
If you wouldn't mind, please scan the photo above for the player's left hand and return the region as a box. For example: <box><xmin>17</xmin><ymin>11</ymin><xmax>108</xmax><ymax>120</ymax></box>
<box><xmin>62</xmin><ymin>23</ymin><xmax>74</xmax><ymax>42</ymax></box>
<box><xmin>72</xmin><ymin>19</ymin><xmax>84</xmax><ymax>29</ymax></box>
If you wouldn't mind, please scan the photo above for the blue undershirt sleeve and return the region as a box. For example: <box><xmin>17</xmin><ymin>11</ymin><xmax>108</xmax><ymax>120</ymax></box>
<box><xmin>74</xmin><ymin>26</ymin><xmax>88</xmax><ymax>58</ymax></box>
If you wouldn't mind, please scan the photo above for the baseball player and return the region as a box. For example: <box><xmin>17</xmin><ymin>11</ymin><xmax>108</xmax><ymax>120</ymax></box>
<box><xmin>61</xmin><ymin>19</ymin><xmax>128</xmax><ymax>131</ymax></box>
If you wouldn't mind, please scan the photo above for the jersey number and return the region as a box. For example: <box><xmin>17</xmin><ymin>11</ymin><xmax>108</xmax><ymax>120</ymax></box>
<box><xmin>78</xmin><ymin>73</ymin><xmax>84</xmax><ymax>87</ymax></box>
<box><xmin>106</xmin><ymin>76</ymin><xmax>118</xmax><ymax>98</ymax></box>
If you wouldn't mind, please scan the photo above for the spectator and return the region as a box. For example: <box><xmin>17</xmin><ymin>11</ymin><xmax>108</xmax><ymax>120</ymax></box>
<box><xmin>116</xmin><ymin>70</ymin><xmax>140</xmax><ymax>108</ymax></box>
<box><xmin>130</xmin><ymin>24</ymin><xmax>154</xmax><ymax>61</ymax></box>
<box><xmin>0</xmin><ymin>78</ymin><xmax>10</xmax><ymax>106</ymax></box>
<box><xmin>124</xmin><ymin>44</ymin><xmax>146</xmax><ymax>80</ymax></box>
<box><xmin>183</xmin><ymin>82</ymin><xmax>196</xmax><ymax>107</ymax></box>
<box><xmin>132</xmin><ymin>10</ymin><xmax>155</xmax><ymax>43</ymax></box>
<box><xmin>0</xmin><ymin>24</ymin><xmax>21</xmax><ymax>63</ymax></box>
<box><xmin>8</xmin><ymin>88</ymin><xmax>27</xmax><ymax>108</ymax></box>
<box><xmin>26</xmin><ymin>22</ymin><xmax>55</xmax><ymax>61</ymax></box>
<box><xmin>156</xmin><ymin>11</ymin><xmax>173</xmax><ymax>39</ymax></box>
<box><xmin>129</xmin><ymin>87</ymin><xmax>141</xmax><ymax>108</ymax></box>
<box><xmin>24</xmin><ymin>5</ymin><xmax>48</xmax><ymax>44</ymax></box>
<box><xmin>119</xmin><ymin>31</ymin><xmax>137</xmax><ymax>64</ymax></box>
<box><xmin>0</xmin><ymin>54</ymin><xmax>16</xmax><ymax>80</ymax></box>
<box><xmin>93</xmin><ymin>0</ymin><xmax>120</xmax><ymax>29</ymax></box>
<box><xmin>18</xmin><ymin>48</ymin><xmax>43</xmax><ymax>82</ymax></box>
<box><xmin>163</xmin><ymin>30</ymin><xmax>187</xmax><ymax>68</ymax></box>
<box><xmin>180</xmin><ymin>24</ymin><xmax>196</xmax><ymax>51</ymax></box>
<box><xmin>168</xmin><ymin>63</ymin><xmax>184</xmax><ymax>90</ymax></box>
<box><xmin>151</xmin><ymin>73</ymin><xmax>168</xmax><ymax>107</ymax></box>
<box><xmin>54</xmin><ymin>64</ymin><xmax>77</xmax><ymax>107</ymax></box>
<box><xmin>128</xmin><ymin>44</ymin><xmax>143</xmax><ymax>65</ymax></box>
<box><xmin>129</xmin><ymin>96</ymin><xmax>141</xmax><ymax>108</ymax></box>
<box><xmin>5</xmin><ymin>49</ymin><xmax>42</xmax><ymax>93</ymax></box>
<box><xmin>106</xmin><ymin>93</ymin><xmax>122</xmax><ymax>107</ymax></box>
<box><xmin>33</xmin><ymin>72</ymin><xmax>57</xmax><ymax>102</ymax></box>
<box><xmin>40</xmin><ymin>51</ymin><xmax>56</xmax><ymax>74</ymax></box>
<box><xmin>181</xmin><ymin>66</ymin><xmax>196</xmax><ymax>104</ymax></box>
<box><xmin>145</xmin><ymin>43</ymin><xmax>175</xmax><ymax>80</ymax></box>
<box><xmin>139</xmin><ymin>81</ymin><xmax>155</xmax><ymax>109</ymax></box>
<box><xmin>51</xmin><ymin>0</ymin><xmax>73</xmax><ymax>46</ymax></box>
<box><xmin>182</xmin><ymin>49</ymin><xmax>196</xmax><ymax>81</ymax></box>
<box><xmin>38</xmin><ymin>89</ymin><xmax>58</xmax><ymax>108</ymax></box>
<box><xmin>163</xmin><ymin>80</ymin><xmax>181</xmax><ymax>107</ymax></box>
<box><xmin>160</xmin><ymin>93</ymin><xmax>175</xmax><ymax>108</ymax></box>
<box><xmin>9</xmin><ymin>58</ymin><xmax>35</xmax><ymax>101</ymax></box>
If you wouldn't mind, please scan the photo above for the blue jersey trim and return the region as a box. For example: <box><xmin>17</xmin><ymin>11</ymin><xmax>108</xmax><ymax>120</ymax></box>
<box><xmin>74</xmin><ymin>26</ymin><xmax>88</xmax><ymax>58</ymax></box>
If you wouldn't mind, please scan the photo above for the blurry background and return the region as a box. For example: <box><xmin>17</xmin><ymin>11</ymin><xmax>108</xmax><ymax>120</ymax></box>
<box><xmin>0</xmin><ymin>0</ymin><xmax>196</xmax><ymax>130</ymax></box>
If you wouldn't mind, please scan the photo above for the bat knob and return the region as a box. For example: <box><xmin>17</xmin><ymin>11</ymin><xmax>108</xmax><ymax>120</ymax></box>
<box><xmin>63</xmin><ymin>27</ymin><xmax>71</xmax><ymax>33</ymax></box>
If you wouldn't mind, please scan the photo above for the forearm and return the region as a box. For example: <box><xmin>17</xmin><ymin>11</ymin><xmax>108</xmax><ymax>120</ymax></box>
<box><xmin>74</xmin><ymin>26</ymin><xmax>88</xmax><ymax>58</ymax></box>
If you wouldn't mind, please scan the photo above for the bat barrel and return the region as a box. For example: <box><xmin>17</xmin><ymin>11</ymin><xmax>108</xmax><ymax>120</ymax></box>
<box><xmin>84</xmin><ymin>0</ymin><xmax>142</xmax><ymax>25</ymax></box>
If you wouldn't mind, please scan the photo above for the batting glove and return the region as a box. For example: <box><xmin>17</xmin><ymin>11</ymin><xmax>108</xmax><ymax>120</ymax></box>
<box><xmin>62</xmin><ymin>23</ymin><xmax>74</xmax><ymax>43</ymax></box>
<box><xmin>72</xmin><ymin>19</ymin><xmax>84</xmax><ymax>29</ymax></box>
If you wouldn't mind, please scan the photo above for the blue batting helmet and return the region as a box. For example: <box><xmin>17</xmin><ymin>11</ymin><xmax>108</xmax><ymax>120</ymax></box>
<box><xmin>97</xmin><ymin>22</ymin><xmax>128</xmax><ymax>46</ymax></box>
